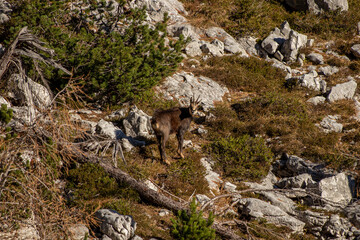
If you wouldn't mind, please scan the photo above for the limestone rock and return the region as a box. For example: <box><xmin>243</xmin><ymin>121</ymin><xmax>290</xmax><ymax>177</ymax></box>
<box><xmin>95</xmin><ymin>209</ymin><xmax>136</xmax><ymax>240</ymax></box>
<box><xmin>327</xmin><ymin>79</ymin><xmax>357</xmax><ymax>103</ymax></box>
<box><xmin>0</xmin><ymin>225</ymin><xmax>40</xmax><ymax>240</ymax></box>
<box><xmin>318</xmin><ymin>65</ymin><xmax>339</xmax><ymax>76</ymax></box>
<box><xmin>317</xmin><ymin>115</ymin><xmax>343</xmax><ymax>133</ymax></box>
<box><xmin>200</xmin><ymin>42</ymin><xmax>224</xmax><ymax>57</ymax></box>
<box><xmin>314</xmin><ymin>173</ymin><xmax>354</xmax><ymax>207</ymax></box>
<box><xmin>130</xmin><ymin>0</ymin><xmax>187</xmax><ymax>23</ymax></box>
<box><xmin>185</xmin><ymin>41</ymin><xmax>202</xmax><ymax>57</ymax></box>
<box><xmin>200</xmin><ymin>157</ymin><xmax>222</xmax><ymax>191</ymax></box>
<box><xmin>322</xmin><ymin>214</ymin><xmax>352</xmax><ymax>239</ymax></box>
<box><xmin>237</xmin><ymin>36</ymin><xmax>258</xmax><ymax>56</ymax></box>
<box><xmin>156</xmin><ymin>72</ymin><xmax>229</xmax><ymax>111</ymax></box>
<box><xmin>167</xmin><ymin>23</ymin><xmax>200</xmax><ymax>41</ymax></box>
<box><xmin>8</xmin><ymin>74</ymin><xmax>51</xmax><ymax>110</ymax></box>
<box><xmin>95</xmin><ymin>119</ymin><xmax>145</xmax><ymax>151</ymax></box>
<box><xmin>123</xmin><ymin>105</ymin><xmax>153</xmax><ymax>140</ymax></box>
<box><xmin>0</xmin><ymin>96</ymin><xmax>10</xmax><ymax>108</ymax></box>
<box><xmin>276</xmin><ymin>173</ymin><xmax>316</xmax><ymax>189</ymax></box>
<box><xmin>317</xmin><ymin>0</ymin><xmax>349</xmax><ymax>12</ymax></box>
<box><xmin>307</xmin><ymin>52</ymin><xmax>324</xmax><ymax>65</ymax></box>
<box><xmin>345</xmin><ymin>200</ymin><xmax>360</xmax><ymax>228</ymax></box>
<box><xmin>281</xmin><ymin>30</ymin><xmax>308</xmax><ymax>62</ymax></box>
<box><xmin>68</xmin><ymin>224</ymin><xmax>89</xmax><ymax>240</ymax></box>
<box><xmin>0</xmin><ymin>0</ymin><xmax>11</xmax><ymax>24</ymax></box>
<box><xmin>238</xmin><ymin>198</ymin><xmax>305</xmax><ymax>232</ymax></box>
<box><xmin>298</xmin><ymin>70</ymin><xmax>326</xmax><ymax>92</ymax></box>
<box><xmin>272</xmin><ymin>154</ymin><xmax>334</xmax><ymax>180</ymax></box>
<box><xmin>196</xmin><ymin>194</ymin><xmax>211</xmax><ymax>206</ymax></box>
<box><xmin>285</xmin><ymin>0</ymin><xmax>348</xmax><ymax>13</ymax></box>
<box><xmin>205</xmin><ymin>27</ymin><xmax>248</xmax><ymax>56</ymax></box>
<box><xmin>307</xmin><ymin>96</ymin><xmax>326</xmax><ymax>105</ymax></box>
<box><xmin>351</xmin><ymin>44</ymin><xmax>360</xmax><ymax>58</ymax></box>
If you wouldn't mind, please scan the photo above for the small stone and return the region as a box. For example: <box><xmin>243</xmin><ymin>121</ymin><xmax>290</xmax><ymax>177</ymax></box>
<box><xmin>159</xmin><ymin>209</ymin><xmax>170</xmax><ymax>217</ymax></box>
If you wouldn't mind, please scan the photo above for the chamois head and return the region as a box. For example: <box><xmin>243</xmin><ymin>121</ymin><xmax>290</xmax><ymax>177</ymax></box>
<box><xmin>189</xmin><ymin>95</ymin><xmax>201</xmax><ymax>114</ymax></box>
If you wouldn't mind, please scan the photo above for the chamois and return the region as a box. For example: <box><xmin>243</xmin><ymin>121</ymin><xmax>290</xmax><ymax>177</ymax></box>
<box><xmin>151</xmin><ymin>96</ymin><xmax>201</xmax><ymax>165</ymax></box>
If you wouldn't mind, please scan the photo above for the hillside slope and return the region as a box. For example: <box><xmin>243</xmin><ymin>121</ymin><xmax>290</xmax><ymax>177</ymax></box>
<box><xmin>1</xmin><ymin>0</ymin><xmax>360</xmax><ymax>239</ymax></box>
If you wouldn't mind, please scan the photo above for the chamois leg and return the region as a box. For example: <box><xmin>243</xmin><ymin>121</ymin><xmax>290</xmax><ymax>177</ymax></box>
<box><xmin>176</xmin><ymin>130</ymin><xmax>185</xmax><ymax>159</ymax></box>
<box><xmin>158</xmin><ymin>131</ymin><xmax>170</xmax><ymax>165</ymax></box>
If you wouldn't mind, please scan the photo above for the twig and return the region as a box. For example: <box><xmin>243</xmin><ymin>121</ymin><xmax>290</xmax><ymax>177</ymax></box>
<box><xmin>201</xmin><ymin>188</ymin><xmax>346</xmax><ymax>211</ymax></box>
<box><xmin>146</xmin><ymin>178</ymin><xmax>188</xmax><ymax>204</ymax></box>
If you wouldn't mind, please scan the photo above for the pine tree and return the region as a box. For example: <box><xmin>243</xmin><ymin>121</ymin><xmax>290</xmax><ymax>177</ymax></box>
<box><xmin>171</xmin><ymin>199</ymin><xmax>216</xmax><ymax>240</ymax></box>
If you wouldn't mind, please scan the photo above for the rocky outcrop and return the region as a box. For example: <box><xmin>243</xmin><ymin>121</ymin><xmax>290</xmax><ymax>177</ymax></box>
<box><xmin>260</xmin><ymin>21</ymin><xmax>307</xmax><ymax>63</ymax></box>
<box><xmin>317</xmin><ymin>115</ymin><xmax>343</xmax><ymax>133</ymax></box>
<box><xmin>200</xmin><ymin>157</ymin><xmax>223</xmax><ymax>191</ymax></box>
<box><xmin>285</xmin><ymin>0</ymin><xmax>348</xmax><ymax>13</ymax></box>
<box><xmin>327</xmin><ymin>79</ymin><xmax>357</xmax><ymax>103</ymax></box>
<box><xmin>0</xmin><ymin>0</ymin><xmax>11</xmax><ymax>24</ymax></box>
<box><xmin>68</xmin><ymin>224</ymin><xmax>89</xmax><ymax>240</ymax></box>
<box><xmin>7</xmin><ymin>74</ymin><xmax>51</xmax><ymax>110</ymax></box>
<box><xmin>95</xmin><ymin>209</ymin><xmax>137</xmax><ymax>240</ymax></box>
<box><xmin>298</xmin><ymin>70</ymin><xmax>327</xmax><ymax>92</ymax></box>
<box><xmin>156</xmin><ymin>72</ymin><xmax>229</xmax><ymax>111</ymax></box>
<box><xmin>238</xmin><ymin>198</ymin><xmax>305</xmax><ymax>232</ymax></box>
<box><xmin>122</xmin><ymin>105</ymin><xmax>154</xmax><ymax>140</ymax></box>
<box><xmin>130</xmin><ymin>0</ymin><xmax>188</xmax><ymax>23</ymax></box>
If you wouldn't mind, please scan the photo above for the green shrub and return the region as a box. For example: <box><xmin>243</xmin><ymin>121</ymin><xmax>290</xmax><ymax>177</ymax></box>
<box><xmin>210</xmin><ymin>135</ymin><xmax>273</xmax><ymax>180</ymax></box>
<box><xmin>171</xmin><ymin>199</ymin><xmax>216</xmax><ymax>240</ymax></box>
<box><xmin>0</xmin><ymin>104</ymin><xmax>13</xmax><ymax>124</ymax></box>
<box><xmin>66</xmin><ymin>163</ymin><xmax>120</xmax><ymax>200</ymax></box>
<box><xmin>4</xmin><ymin>0</ymin><xmax>185</xmax><ymax>105</ymax></box>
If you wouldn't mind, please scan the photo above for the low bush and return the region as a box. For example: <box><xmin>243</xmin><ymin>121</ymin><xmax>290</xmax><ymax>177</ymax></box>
<box><xmin>0</xmin><ymin>104</ymin><xmax>13</xmax><ymax>124</ymax></box>
<box><xmin>171</xmin><ymin>199</ymin><xmax>216</xmax><ymax>240</ymax></box>
<box><xmin>209</xmin><ymin>135</ymin><xmax>273</xmax><ymax>180</ymax></box>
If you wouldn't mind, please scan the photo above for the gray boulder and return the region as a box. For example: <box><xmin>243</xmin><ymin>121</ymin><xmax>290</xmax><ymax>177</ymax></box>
<box><xmin>0</xmin><ymin>96</ymin><xmax>10</xmax><ymax>108</ymax></box>
<box><xmin>68</xmin><ymin>224</ymin><xmax>89</xmax><ymax>240</ymax></box>
<box><xmin>95</xmin><ymin>119</ymin><xmax>146</xmax><ymax>151</ymax></box>
<box><xmin>298</xmin><ymin>210</ymin><xmax>329</xmax><ymax>234</ymax></box>
<box><xmin>345</xmin><ymin>200</ymin><xmax>360</xmax><ymax>228</ymax></box>
<box><xmin>351</xmin><ymin>44</ymin><xmax>360</xmax><ymax>58</ymax></box>
<box><xmin>307</xmin><ymin>52</ymin><xmax>324</xmax><ymax>65</ymax></box>
<box><xmin>238</xmin><ymin>198</ymin><xmax>305</xmax><ymax>232</ymax></box>
<box><xmin>156</xmin><ymin>72</ymin><xmax>229</xmax><ymax>111</ymax></box>
<box><xmin>318</xmin><ymin>65</ymin><xmax>339</xmax><ymax>76</ymax></box>
<box><xmin>205</xmin><ymin>27</ymin><xmax>248</xmax><ymax>56</ymax></box>
<box><xmin>237</xmin><ymin>36</ymin><xmax>258</xmax><ymax>56</ymax></box>
<box><xmin>261</xmin><ymin>27</ymin><xmax>286</xmax><ymax>55</ymax></box>
<box><xmin>122</xmin><ymin>105</ymin><xmax>153</xmax><ymax>140</ymax></box>
<box><xmin>200</xmin><ymin>42</ymin><xmax>224</xmax><ymax>57</ymax></box>
<box><xmin>321</xmin><ymin>214</ymin><xmax>352</xmax><ymax>239</ymax></box>
<box><xmin>200</xmin><ymin>157</ymin><xmax>222</xmax><ymax>191</ymax></box>
<box><xmin>298</xmin><ymin>70</ymin><xmax>327</xmax><ymax>92</ymax></box>
<box><xmin>316</xmin><ymin>0</ymin><xmax>349</xmax><ymax>12</ymax></box>
<box><xmin>0</xmin><ymin>0</ymin><xmax>11</xmax><ymax>24</ymax></box>
<box><xmin>317</xmin><ymin>115</ymin><xmax>343</xmax><ymax>133</ymax></box>
<box><xmin>7</xmin><ymin>74</ymin><xmax>52</xmax><ymax>110</ymax></box>
<box><xmin>95</xmin><ymin>209</ymin><xmax>136</xmax><ymax>240</ymax></box>
<box><xmin>167</xmin><ymin>23</ymin><xmax>200</xmax><ymax>41</ymax></box>
<box><xmin>307</xmin><ymin>96</ymin><xmax>326</xmax><ymax>105</ymax></box>
<box><xmin>281</xmin><ymin>30</ymin><xmax>308</xmax><ymax>62</ymax></box>
<box><xmin>327</xmin><ymin>79</ymin><xmax>357</xmax><ymax>103</ymax></box>
<box><xmin>285</xmin><ymin>0</ymin><xmax>348</xmax><ymax>13</ymax></box>
<box><xmin>314</xmin><ymin>173</ymin><xmax>354</xmax><ymax>207</ymax></box>
<box><xmin>0</xmin><ymin>225</ymin><xmax>40</xmax><ymax>240</ymax></box>
<box><xmin>195</xmin><ymin>194</ymin><xmax>211</xmax><ymax>206</ymax></box>
<box><xmin>272</xmin><ymin>154</ymin><xmax>334</xmax><ymax>180</ymax></box>
<box><xmin>276</xmin><ymin>173</ymin><xmax>316</xmax><ymax>189</ymax></box>
<box><xmin>185</xmin><ymin>41</ymin><xmax>202</xmax><ymax>57</ymax></box>
<box><xmin>130</xmin><ymin>0</ymin><xmax>187</xmax><ymax>23</ymax></box>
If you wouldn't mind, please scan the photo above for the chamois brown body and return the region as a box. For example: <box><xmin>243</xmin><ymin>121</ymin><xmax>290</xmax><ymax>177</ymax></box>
<box><xmin>151</xmin><ymin>98</ymin><xmax>200</xmax><ymax>165</ymax></box>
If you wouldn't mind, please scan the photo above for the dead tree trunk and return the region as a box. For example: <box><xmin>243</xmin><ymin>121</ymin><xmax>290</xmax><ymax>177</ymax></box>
<box><xmin>67</xmin><ymin>146</ymin><xmax>243</xmax><ymax>239</ymax></box>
